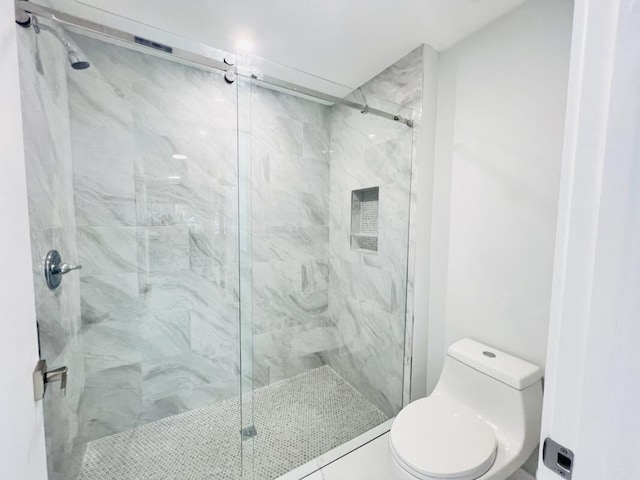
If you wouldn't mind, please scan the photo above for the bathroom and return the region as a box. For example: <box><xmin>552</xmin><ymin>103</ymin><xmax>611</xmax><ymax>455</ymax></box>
<box><xmin>1</xmin><ymin>1</ymin><xmax>639</xmax><ymax>480</ymax></box>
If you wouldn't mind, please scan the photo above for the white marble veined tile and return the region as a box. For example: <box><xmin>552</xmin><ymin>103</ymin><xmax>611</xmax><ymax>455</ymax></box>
<box><xmin>137</xmin><ymin>225</ymin><xmax>190</xmax><ymax>274</ymax></box>
<box><xmin>251</xmin><ymin>225</ymin><xmax>329</xmax><ymax>263</ymax></box>
<box><xmin>188</xmin><ymin>259</ymin><xmax>240</xmax><ymax>295</ymax></box>
<box><xmin>69</xmin><ymin>33</ymin><xmax>134</xmax><ymax>93</ymax></box>
<box><xmin>361</xmin><ymin>46</ymin><xmax>425</xmax><ymax>111</ymax></box>
<box><xmin>301</xmin><ymin>260</ymin><xmax>329</xmax><ymax>293</ymax></box>
<box><xmin>133</xmin><ymin>132</ymin><xmax>189</xmax><ymax>182</ymax></box>
<box><xmin>180</xmin><ymin>136</ymin><xmax>238</xmax><ymax>187</ymax></box>
<box><xmin>252</xmin><ymin>188</ymin><xmax>329</xmax><ymax>227</ymax></box>
<box><xmin>329</xmin><ymin>258</ymin><xmax>401</xmax><ymax>315</ymax></box>
<box><xmin>189</xmin><ymin>302</ymin><xmax>239</xmax><ymax>355</ymax></box>
<box><xmin>135</xmin><ymin>179</ymin><xmax>238</xmax><ymax>228</ymax></box>
<box><xmin>328</xmin><ymin>347</ymin><xmax>403</xmax><ymax>417</ymax></box>
<box><xmin>35</xmin><ymin>290</ymin><xmax>76</xmax><ymax>362</ymax></box>
<box><xmin>130</xmin><ymin>80</ymin><xmax>235</xmax><ymax>139</ymax></box>
<box><xmin>331</xmin><ymin>104</ymin><xmax>407</xmax><ymax>146</ymax></box>
<box><xmin>80</xmin><ymin>308</ymin><xmax>192</xmax><ymax>375</ymax></box>
<box><xmin>252</xmin><ymin>290</ymin><xmax>329</xmax><ymax>336</ymax></box>
<box><xmin>188</xmin><ymin>220</ymin><xmax>238</xmax><ymax>264</ymax></box>
<box><xmin>137</xmin><ymin>309</ymin><xmax>192</xmax><ymax>360</ymax></box>
<box><xmin>251</xmin><ymin>84</ymin><xmax>330</xmax><ymax>126</ymax></box>
<box><xmin>79</xmin><ymin>273</ymin><xmax>141</xmax><ymax>325</ymax></box>
<box><xmin>71</xmin><ymin>32</ymin><xmax>232</xmax><ymax>103</ymax></box>
<box><xmin>80</xmin><ymin>363</ymin><xmax>143</xmax><ymax>441</ymax></box>
<box><xmin>303</xmin><ymin>122</ymin><xmax>331</xmax><ymax>161</ymax></box>
<box><xmin>71</xmin><ymin>121</ymin><xmax>138</xmax><ymax>227</ymax></box>
<box><xmin>80</xmin><ymin>321</ymin><xmax>144</xmax><ymax>373</ymax></box>
<box><xmin>252</xmin><ymin>115</ymin><xmax>304</xmax><ymax>156</ymax></box>
<box><xmin>77</xmin><ymin>226</ymin><xmax>138</xmax><ymax>276</ymax></box>
<box><xmin>20</xmin><ymin>65</ymin><xmax>75</xmax><ymax>230</ymax></box>
<box><xmin>71</xmin><ymin>121</ymin><xmax>136</xmax><ymax>189</ymax></box>
<box><xmin>140</xmin><ymin>270</ymin><xmax>238</xmax><ymax>313</ymax></box>
<box><xmin>330</xmin><ymin>140</ymin><xmax>412</xmax><ymax>192</ymax></box>
<box><xmin>140</xmin><ymin>350</ymin><xmax>237</xmax><ymax>408</ymax></box>
<box><xmin>67</xmin><ymin>55</ymin><xmax>134</xmax><ymax>130</ymax></box>
<box><xmin>331</xmin><ymin>297</ymin><xmax>404</xmax><ymax>353</ymax></box>
<box><xmin>252</xmin><ymin>260</ymin><xmax>329</xmax><ymax>331</ymax></box>
<box><xmin>257</xmin><ymin>153</ymin><xmax>330</xmax><ymax>195</ymax></box>
<box><xmin>252</xmin><ymin>260</ymin><xmax>305</xmax><ymax>301</ymax></box>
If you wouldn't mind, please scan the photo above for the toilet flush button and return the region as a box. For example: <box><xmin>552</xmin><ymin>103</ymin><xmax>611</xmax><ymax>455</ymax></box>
<box><xmin>483</xmin><ymin>351</ymin><xmax>496</xmax><ymax>358</ymax></box>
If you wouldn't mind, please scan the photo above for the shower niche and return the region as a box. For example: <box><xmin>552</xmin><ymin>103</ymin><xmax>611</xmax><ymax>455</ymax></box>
<box><xmin>350</xmin><ymin>186</ymin><xmax>379</xmax><ymax>253</ymax></box>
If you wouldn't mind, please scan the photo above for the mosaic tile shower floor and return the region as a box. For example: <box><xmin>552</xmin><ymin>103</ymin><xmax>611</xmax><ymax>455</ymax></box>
<box><xmin>77</xmin><ymin>366</ymin><xmax>388</xmax><ymax>480</ymax></box>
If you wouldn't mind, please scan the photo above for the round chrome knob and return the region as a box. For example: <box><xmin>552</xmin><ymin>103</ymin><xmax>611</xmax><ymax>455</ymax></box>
<box><xmin>44</xmin><ymin>249</ymin><xmax>82</xmax><ymax>290</ymax></box>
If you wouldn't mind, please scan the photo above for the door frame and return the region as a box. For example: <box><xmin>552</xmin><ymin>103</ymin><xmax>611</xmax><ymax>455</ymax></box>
<box><xmin>537</xmin><ymin>0</ymin><xmax>640</xmax><ymax>478</ymax></box>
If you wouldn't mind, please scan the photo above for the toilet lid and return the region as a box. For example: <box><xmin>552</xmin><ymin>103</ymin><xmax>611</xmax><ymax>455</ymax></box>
<box><xmin>390</xmin><ymin>397</ymin><xmax>497</xmax><ymax>480</ymax></box>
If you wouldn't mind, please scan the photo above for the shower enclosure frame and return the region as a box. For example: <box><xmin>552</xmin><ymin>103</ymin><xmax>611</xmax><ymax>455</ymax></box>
<box><xmin>14</xmin><ymin>1</ymin><xmax>414</xmax><ymax>128</ymax></box>
<box><xmin>15</xmin><ymin>1</ymin><xmax>418</xmax><ymax>478</ymax></box>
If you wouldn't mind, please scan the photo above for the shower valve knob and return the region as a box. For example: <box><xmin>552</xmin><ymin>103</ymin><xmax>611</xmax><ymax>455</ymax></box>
<box><xmin>57</xmin><ymin>263</ymin><xmax>83</xmax><ymax>274</ymax></box>
<box><xmin>44</xmin><ymin>249</ymin><xmax>82</xmax><ymax>290</ymax></box>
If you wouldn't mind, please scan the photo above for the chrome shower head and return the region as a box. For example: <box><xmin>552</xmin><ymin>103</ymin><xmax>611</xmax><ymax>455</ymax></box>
<box><xmin>32</xmin><ymin>16</ymin><xmax>90</xmax><ymax>71</ymax></box>
<box><xmin>68</xmin><ymin>52</ymin><xmax>90</xmax><ymax>70</ymax></box>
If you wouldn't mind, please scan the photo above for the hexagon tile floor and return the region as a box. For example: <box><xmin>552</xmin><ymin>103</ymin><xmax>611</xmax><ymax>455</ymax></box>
<box><xmin>77</xmin><ymin>366</ymin><xmax>388</xmax><ymax>480</ymax></box>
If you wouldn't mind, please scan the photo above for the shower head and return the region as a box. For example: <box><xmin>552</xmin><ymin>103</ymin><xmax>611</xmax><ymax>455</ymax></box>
<box><xmin>68</xmin><ymin>53</ymin><xmax>90</xmax><ymax>70</ymax></box>
<box><xmin>32</xmin><ymin>16</ymin><xmax>90</xmax><ymax>71</ymax></box>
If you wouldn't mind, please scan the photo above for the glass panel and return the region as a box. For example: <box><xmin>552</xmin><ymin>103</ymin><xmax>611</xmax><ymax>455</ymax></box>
<box><xmin>236</xmin><ymin>54</ymin><xmax>255</xmax><ymax>480</ymax></box>
<box><xmin>17</xmin><ymin>24</ymin><xmax>244</xmax><ymax>480</ymax></box>
<box><xmin>241</xmin><ymin>56</ymin><xmax>415</xmax><ymax>479</ymax></box>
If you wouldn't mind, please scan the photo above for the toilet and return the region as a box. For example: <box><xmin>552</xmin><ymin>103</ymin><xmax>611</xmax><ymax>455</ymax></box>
<box><xmin>390</xmin><ymin>338</ymin><xmax>543</xmax><ymax>480</ymax></box>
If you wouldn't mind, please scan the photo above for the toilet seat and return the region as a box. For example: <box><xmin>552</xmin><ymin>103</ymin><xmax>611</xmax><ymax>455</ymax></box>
<box><xmin>390</xmin><ymin>397</ymin><xmax>498</xmax><ymax>480</ymax></box>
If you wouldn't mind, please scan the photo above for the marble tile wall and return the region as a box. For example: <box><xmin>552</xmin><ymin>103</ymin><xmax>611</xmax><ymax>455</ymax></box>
<box><xmin>249</xmin><ymin>86</ymin><xmax>335</xmax><ymax>386</ymax></box>
<box><xmin>360</xmin><ymin>46</ymin><xmax>425</xmax><ymax>407</ymax></box>
<box><xmin>17</xmin><ymin>25</ymin><xmax>84</xmax><ymax>480</ymax></box>
<box><xmin>65</xmin><ymin>33</ymin><xmax>243</xmax><ymax>445</ymax></box>
<box><xmin>326</xmin><ymin>47</ymin><xmax>424</xmax><ymax>416</ymax></box>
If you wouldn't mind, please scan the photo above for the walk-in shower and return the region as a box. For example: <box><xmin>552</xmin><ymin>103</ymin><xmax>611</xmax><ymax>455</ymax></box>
<box><xmin>16</xmin><ymin>3</ymin><xmax>419</xmax><ymax>479</ymax></box>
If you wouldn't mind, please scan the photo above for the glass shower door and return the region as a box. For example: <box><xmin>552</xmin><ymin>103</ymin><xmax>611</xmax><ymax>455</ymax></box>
<box><xmin>237</xmin><ymin>55</ymin><xmax>415</xmax><ymax>479</ymax></box>
<box><xmin>18</xmin><ymin>21</ymin><xmax>246</xmax><ymax>480</ymax></box>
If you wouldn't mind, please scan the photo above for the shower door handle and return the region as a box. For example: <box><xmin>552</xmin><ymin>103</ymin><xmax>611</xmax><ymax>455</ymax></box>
<box><xmin>33</xmin><ymin>359</ymin><xmax>68</xmax><ymax>401</ymax></box>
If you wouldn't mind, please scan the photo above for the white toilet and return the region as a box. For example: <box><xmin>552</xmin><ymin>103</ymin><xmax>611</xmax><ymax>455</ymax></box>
<box><xmin>390</xmin><ymin>338</ymin><xmax>543</xmax><ymax>480</ymax></box>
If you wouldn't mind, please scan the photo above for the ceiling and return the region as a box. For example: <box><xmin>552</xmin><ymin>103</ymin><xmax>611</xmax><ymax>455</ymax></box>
<box><xmin>43</xmin><ymin>0</ymin><xmax>526</xmax><ymax>89</ymax></box>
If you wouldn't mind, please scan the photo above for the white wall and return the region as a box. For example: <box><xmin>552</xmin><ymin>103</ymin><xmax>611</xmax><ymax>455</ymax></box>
<box><xmin>427</xmin><ymin>0</ymin><xmax>574</xmax><ymax>391</ymax></box>
<box><xmin>0</xmin><ymin>8</ymin><xmax>48</xmax><ymax>480</ymax></box>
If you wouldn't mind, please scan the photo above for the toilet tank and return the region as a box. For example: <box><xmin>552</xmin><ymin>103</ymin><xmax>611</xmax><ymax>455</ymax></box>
<box><xmin>433</xmin><ymin>338</ymin><xmax>544</xmax><ymax>446</ymax></box>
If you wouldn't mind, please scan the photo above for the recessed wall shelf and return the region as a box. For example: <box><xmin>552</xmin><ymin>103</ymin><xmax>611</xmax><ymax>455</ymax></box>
<box><xmin>350</xmin><ymin>186</ymin><xmax>379</xmax><ymax>253</ymax></box>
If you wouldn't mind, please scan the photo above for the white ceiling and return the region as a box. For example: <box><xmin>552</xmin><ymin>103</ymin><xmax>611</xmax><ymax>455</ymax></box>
<box><xmin>44</xmin><ymin>0</ymin><xmax>526</xmax><ymax>89</ymax></box>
